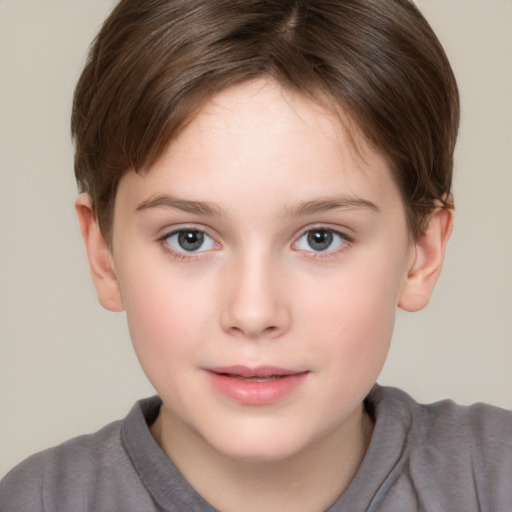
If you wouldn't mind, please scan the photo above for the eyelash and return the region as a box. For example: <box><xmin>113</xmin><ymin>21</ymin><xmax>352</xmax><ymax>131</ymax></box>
<box><xmin>157</xmin><ymin>226</ymin><xmax>353</xmax><ymax>261</ymax></box>
<box><xmin>160</xmin><ymin>246</ymin><xmax>202</xmax><ymax>262</ymax></box>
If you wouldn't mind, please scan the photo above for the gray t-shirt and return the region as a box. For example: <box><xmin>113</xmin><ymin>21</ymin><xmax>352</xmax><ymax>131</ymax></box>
<box><xmin>1</xmin><ymin>385</ymin><xmax>511</xmax><ymax>511</ymax></box>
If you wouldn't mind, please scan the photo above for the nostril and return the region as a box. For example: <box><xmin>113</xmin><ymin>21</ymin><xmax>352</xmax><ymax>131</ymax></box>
<box><xmin>225</xmin><ymin>323</ymin><xmax>282</xmax><ymax>339</ymax></box>
<box><xmin>262</xmin><ymin>325</ymin><xmax>281</xmax><ymax>338</ymax></box>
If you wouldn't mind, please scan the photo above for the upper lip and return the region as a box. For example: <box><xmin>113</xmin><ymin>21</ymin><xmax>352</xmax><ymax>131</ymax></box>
<box><xmin>206</xmin><ymin>365</ymin><xmax>305</xmax><ymax>378</ymax></box>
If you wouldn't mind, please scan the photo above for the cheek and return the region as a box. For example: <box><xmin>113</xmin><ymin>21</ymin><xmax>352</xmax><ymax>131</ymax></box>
<box><xmin>300</xmin><ymin>253</ymin><xmax>405</xmax><ymax>371</ymax></box>
<box><xmin>314</xmin><ymin>286</ymin><xmax>395</xmax><ymax>363</ymax></box>
<box><xmin>119</xmin><ymin>263</ymin><xmax>216</xmax><ymax>365</ymax></box>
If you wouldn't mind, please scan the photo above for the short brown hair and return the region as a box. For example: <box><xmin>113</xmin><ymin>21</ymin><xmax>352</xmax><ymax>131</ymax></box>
<box><xmin>72</xmin><ymin>0</ymin><xmax>459</xmax><ymax>240</ymax></box>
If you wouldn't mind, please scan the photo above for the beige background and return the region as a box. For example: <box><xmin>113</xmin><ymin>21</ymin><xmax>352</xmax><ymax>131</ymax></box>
<box><xmin>1</xmin><ymin>0</ymin><xmax>511</xmax><ymax>477</ymax></box>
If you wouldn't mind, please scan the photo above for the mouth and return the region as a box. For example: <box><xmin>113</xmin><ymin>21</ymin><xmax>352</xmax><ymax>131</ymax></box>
<box><xmin>229</xmin><ymin>375</ymin><xmax>286</xmax><ymax>382</ymax></box>
<box><xmin>208</xmin><ymin>365</ymin><xmax>305</xmax><ymax>379</ymax></box>
<box><xmin>205</xmin><ymin>366</ymin><xmax>309</xmax><ymax>405</ymax></box>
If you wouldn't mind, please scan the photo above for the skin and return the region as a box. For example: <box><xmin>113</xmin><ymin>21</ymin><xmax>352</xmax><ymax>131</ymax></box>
<box><xmin>77</xmin><ymin>79</ymin><xmax>452</xmax><ymax>512</ymax></box>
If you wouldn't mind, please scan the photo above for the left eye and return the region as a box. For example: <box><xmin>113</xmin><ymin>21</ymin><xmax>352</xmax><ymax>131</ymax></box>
<box><xmin>295</xmin><ymin>228</ymin><xmax>348</xmax><ymax>253</ymax></box>
<box><xmin>164</xmin><ymin>229</ymin><xmax>217</xmax><ymax>253</ymax></box>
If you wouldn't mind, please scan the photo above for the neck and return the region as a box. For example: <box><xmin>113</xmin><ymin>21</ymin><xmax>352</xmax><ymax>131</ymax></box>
<box><xmin>151</xmin><ymin>404</ymin><xmax>373</xmax><ymax>512</ymax></box>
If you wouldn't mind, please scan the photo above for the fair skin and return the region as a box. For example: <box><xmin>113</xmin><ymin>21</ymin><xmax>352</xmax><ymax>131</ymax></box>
<box><xmin>77</xmin><ymin>79</ymin><xmax>452</xmax><ymax>512</ymax></box>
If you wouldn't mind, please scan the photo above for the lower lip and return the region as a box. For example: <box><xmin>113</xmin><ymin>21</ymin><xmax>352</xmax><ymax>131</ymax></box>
<box><xmin>206</xmin><ymin>371</ymin><xmax>309</xmax><ymax>405</ymax></box>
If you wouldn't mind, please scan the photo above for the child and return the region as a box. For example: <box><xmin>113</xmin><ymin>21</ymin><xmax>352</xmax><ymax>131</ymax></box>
<box><xmin>1</xmin><ymin>0</ymin><xmax>511</xmax><ymax>510</ymax></box>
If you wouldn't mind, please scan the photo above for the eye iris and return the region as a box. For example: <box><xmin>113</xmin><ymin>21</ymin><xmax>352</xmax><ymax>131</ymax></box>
<box><xmin>307</xmin><ymin>230</ymin><xmax>333</xmax><ymax>251</ymax></box>
<box><xmin>178</xmin><ymin>230</ymin><xmax>204</xmax><ymax>251</ymax></box>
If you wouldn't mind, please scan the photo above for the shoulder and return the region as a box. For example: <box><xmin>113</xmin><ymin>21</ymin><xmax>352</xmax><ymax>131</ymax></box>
<box><xmin>0</xmin><ymin>420</ymin><xmax>123</xmax><ymax>511</ymax></box>
<box><xmin>418</xmin><ymin>391</ymin><xmax>512</xmax><ymax>487</ymax></box>
<box><xmin>373</xmin><ymin>385</ymin><xmax>512</xmax><ymax>460</ymax></box>
<box><xmin>392</xmin><ymin>387</ymin><xmax>511</xmax><ymax>456</ymax></box>
<box><xmin>0</xmin><ymin>397</ymin><xmax>162</xmax><ymax>512</ymax></box>
<box><xmin>369</xmin><ymin>385</ymin><xmax>512</xmax><ymax>509</ymax></box>
<box><xmin>423</xmin><ymin>393</ymin><xmax>512</xmax><ymax>449</ymax></box>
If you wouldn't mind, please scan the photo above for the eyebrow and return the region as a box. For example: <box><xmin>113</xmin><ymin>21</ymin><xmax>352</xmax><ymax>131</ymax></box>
<box><xmin>135</xmin><ymin>193</ymin><xmax>379</xmax><ymax>218</ymax></box>
<box><xmin>284</xmin><ymin>196</ymin><xmax>380</xmax><ymax>216</ymax></box>
<box><xmin>135</xmin><ymin>194</ymin><xmax>224</xmax><ymax>217</ymax></box>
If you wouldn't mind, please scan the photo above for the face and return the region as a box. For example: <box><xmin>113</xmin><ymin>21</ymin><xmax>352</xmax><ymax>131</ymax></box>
<box><xmin>109</xmin><ymin>79</ymin><xmax>415</xmax><ymax>461</ymax></box>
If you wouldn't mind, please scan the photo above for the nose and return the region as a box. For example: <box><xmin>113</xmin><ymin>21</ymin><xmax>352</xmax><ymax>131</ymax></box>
<box><xmin>220</xmin><ymin>254</ymin><xmax>291</xmax><ymax>340</ymax></box>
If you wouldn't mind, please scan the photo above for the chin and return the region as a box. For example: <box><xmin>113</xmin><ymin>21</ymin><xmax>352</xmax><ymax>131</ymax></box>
<box><xmin>203</xmin><ymin>425</ymin><xmax>314</xmax><ymax>463</ymax></box>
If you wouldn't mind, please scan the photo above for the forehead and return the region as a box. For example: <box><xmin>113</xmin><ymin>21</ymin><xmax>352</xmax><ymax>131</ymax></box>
<box><xmin>182</xmin><ymin>80</ymin><xmax>369</xmax><ymax>170</ymax></box>
<box><xmin>117</xmin><ymin>79</ymin><xmax>402</xmax><ymax>215</ymax></box>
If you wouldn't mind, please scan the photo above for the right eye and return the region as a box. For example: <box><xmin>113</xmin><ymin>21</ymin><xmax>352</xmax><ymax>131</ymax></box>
<box><xmin>163</xmin><ymin>229</ymin><xmax>217</xmax><ymax>253</ymax></box>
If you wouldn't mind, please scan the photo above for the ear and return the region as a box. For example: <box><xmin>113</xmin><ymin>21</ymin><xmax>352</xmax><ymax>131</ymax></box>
<box><xmin>75</xmin><ymin>193</ymin><xmax>124</xmax><ymax>312</ymax></box>
<box><xmin>398</xmin><ymin>207</ymin><xmax>453</xmax><ymax>312</ymax></box>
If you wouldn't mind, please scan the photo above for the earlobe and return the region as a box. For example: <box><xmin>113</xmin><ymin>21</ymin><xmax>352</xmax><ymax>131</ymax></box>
<box><xmin>398</xmin><ymin>207</ymin><xmax>453</xmax><ymax>312</ymax></box>
<box><xmin>75</xmin><ymin>193</ymin><xmax>124</xmax><ymax>312</ymax></box>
